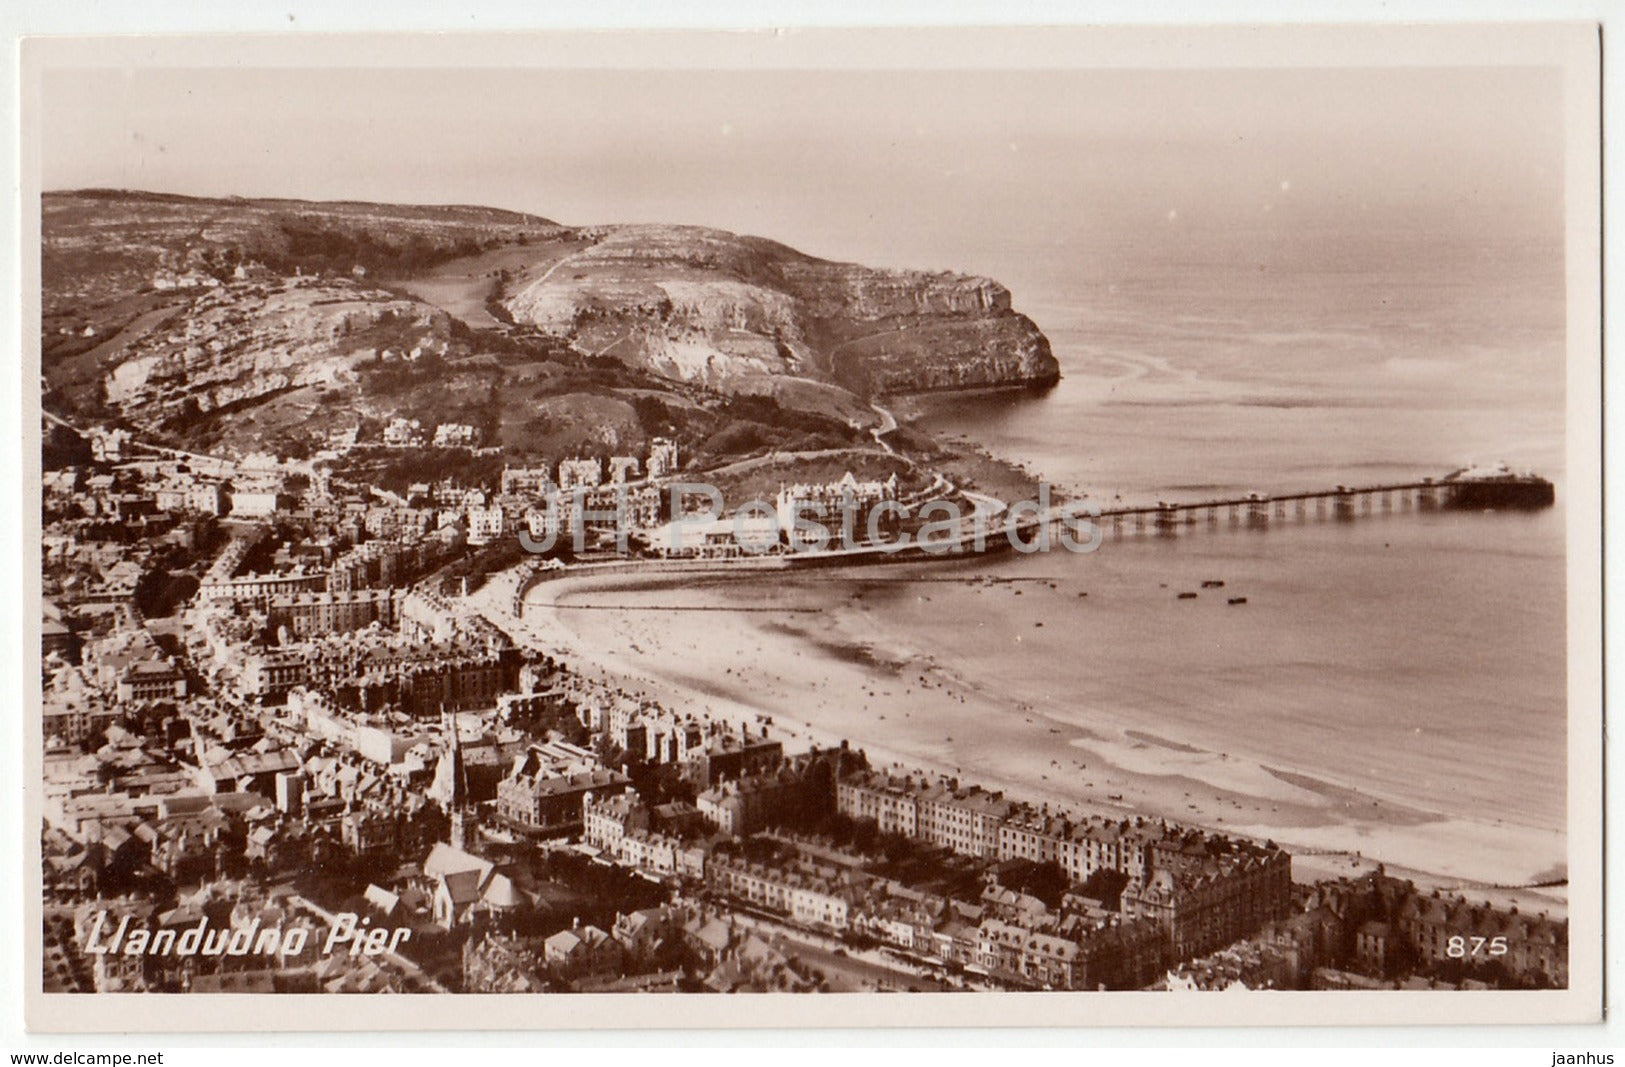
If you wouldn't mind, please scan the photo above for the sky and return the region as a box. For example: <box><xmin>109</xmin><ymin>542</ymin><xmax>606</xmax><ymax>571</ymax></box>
<box><xmin>39</xmin><ymin>63</ymin><xmax>1566</xmax><ymax>294</ymax></box>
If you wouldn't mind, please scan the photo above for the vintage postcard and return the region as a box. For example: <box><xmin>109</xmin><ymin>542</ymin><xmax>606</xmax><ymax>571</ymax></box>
<box><xmin>19</xmin><ymin>22</ymin><xmax>1604</xmax><ymax>1032</ymax></box>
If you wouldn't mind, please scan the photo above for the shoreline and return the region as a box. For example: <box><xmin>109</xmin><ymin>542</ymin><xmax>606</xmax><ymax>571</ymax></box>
<box><xmin>470</xmin><ymin>564</ymin><xmax>1567</xmax><ymax>918</ymax></box>
<box><xmin>880</xmin><ymin>377</ymin><xmax>1061</xmax><ymax>411</ymax></box>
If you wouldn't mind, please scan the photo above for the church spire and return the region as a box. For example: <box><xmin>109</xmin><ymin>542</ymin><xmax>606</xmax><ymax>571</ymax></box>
<box><xmin>443</xmin><ymin>705</ymin><xmax>473</xmax><ymax>851</ymax></box>
<box><xmin>443</xmin><ymin>705</ymin><xmax>470</xmax><ymax>810</ymax></box>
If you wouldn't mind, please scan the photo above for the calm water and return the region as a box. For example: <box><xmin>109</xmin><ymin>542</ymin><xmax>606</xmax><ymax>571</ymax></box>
<box><xmin>574</xmin><ymin>233</ymin><xmax>1571</xmax><ymax>844</ymax></box>
<box><xmin>904</xmin><ymin>235</ymin><xmax>1569</xmax><ymax>833</ymax></box>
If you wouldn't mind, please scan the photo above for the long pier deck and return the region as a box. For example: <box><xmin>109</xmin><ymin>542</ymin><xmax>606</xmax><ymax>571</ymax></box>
<box><xmin>508</xmin><ymin>471</ymin><xmax>1552</xmax><ymax>610</ymax></box>
<box><xmin>1041</xmin><ymin>477</ymin><xmax>1504</xmax><ymax>539</ymax></box>
<box><xmin>778</xmin><ymin>474</ymin><xmax>1550</xmax><ymax>565</ymax></box>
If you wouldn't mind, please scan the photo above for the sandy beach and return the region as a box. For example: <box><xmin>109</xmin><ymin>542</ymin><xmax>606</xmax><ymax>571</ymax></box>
<box><xmin>469</xmin><ymin>560</ymin><xmax>1567</xmax><ymax>918</ymax></box>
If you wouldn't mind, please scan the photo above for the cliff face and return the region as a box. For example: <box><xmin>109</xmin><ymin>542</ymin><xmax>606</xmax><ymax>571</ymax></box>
<box><xmin>500</xmin><ymin>224</ymin><xmax>1059</xmax><ymax>397</ymax></box>
<box><xmin>41</xmin><ymin>192</ymin><xmax>1059</xmax><ymax>454</ymax></box>
<box><xmin>780</xmin><ymin>260</ymin><xmax>1011</xmax><ymax>320</ymax></box>
<box><xmin>98</xmin><ymin>279</ymin><xmax>451</xmax><ymax>428</ymax></box>
<box><xmin>828</xmin><ymin>314</ymin><xmax>1056</xmax><ymax>396</ymax></box>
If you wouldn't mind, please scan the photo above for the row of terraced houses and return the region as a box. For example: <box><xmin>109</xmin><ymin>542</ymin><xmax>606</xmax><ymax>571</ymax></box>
<box><xmin>836</xmin><ymin>769</ymin><xmax>1295</xmax><ymax>961</ymax></box>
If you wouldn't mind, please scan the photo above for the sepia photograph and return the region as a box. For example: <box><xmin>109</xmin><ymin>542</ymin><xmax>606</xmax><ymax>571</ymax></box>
<box><xmin>17</xmin><ymin>18</ymin><xmax>1606</xmax><ymax>1035</ymax></box>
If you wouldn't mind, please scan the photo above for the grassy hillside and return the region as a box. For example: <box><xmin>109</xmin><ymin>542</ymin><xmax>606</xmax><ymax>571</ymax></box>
<box><xmin>40</xmin><ymin>190</ymin><xmax>1056</xmax><ymax>479</ymax></box>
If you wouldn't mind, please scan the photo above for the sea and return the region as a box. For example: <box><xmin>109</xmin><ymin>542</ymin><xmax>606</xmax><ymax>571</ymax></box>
<box><xmin>902</xmin><ymin>233</ymin><xmax>1569</xmax><ymax>838</ymax></box>
<box><xmin>560</xmin><ymin>229</ymin><xmax>1572</xmax><ymax>877</ymax></box>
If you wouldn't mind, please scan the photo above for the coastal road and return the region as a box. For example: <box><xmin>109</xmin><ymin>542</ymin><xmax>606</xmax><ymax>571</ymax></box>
<box><xmin>702</xmin><ymin>444</ymin><xmax>909</xmax><ymax>482</ymax></box>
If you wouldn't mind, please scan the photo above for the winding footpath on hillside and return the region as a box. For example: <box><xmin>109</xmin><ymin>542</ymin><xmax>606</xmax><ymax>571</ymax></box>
<box><xmin>868</xmin><ymin>401</ymin><xmax>898</xmax><ymax>454</ymax></box>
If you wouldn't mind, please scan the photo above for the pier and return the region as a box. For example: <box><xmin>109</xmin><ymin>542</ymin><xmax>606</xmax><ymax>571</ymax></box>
<box><xmin>1029</xmin><ymin>472</ymin><xmax>1554</xmax><ymax>544</ymax></box>
<box><xmin>506</xmin><ymin>469</ymin><xmax>1555</xmax><ymax>609</ymax></box>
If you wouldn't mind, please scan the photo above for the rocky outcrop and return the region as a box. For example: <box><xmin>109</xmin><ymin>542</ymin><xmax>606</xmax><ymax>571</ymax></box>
<box><xmin>501</xmin><ymin>223</ymin><xmax>1059</xmax><ymax>397</ymax></box>
<box><xmin>780</xmin><ymin>261</ymin><xmax>1012</xmax><ymax>321</ymax></box>
<box><xmin>829</xmin><ymin>314</ymin><xmax>1057</xmax><ymax>396</ymax></box>
<box><xmin>45</xmin><ymin>193</ymin><xmax>1060</xmax><ymax>432</ymax></box>
<box><xmin>101</xmin><ymin>278</ymin><xmax>451</xmax><ymax>427</ymax></box>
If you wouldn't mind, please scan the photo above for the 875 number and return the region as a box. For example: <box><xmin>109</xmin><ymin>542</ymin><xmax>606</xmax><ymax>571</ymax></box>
<box><xmin>1446</xmin><ymin>936</ymin><xmax>1508</xmax><ymax>958</ymax></box>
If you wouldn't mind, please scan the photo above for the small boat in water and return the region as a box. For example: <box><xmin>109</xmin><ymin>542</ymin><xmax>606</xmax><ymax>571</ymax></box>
<box><xmin>1228</xmin><ymin>597</ymin><xmax>1248</xmax><ymax>605</ymax></box>
<box><xmin>1177</xmin><ymin>592</ymin><xmax>1198</xmax><ymax>600</ymax></box>
<box><xmin>1201</xmin><ymin>579</ymin><xmax>1225</xmax><ymax>589</ymax></box>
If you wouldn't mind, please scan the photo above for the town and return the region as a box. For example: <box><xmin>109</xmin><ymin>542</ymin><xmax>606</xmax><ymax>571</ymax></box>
<box><xmin>40</xmin><ymin>423</ymin><xmax>1568</xmax><ymax>996</ymax></box>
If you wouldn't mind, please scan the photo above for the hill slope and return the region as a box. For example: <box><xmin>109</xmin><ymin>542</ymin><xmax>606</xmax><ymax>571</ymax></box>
<box><xmin>40</xmin><ymin>190</ymin><xmax>1058</xmax><ymax>466</ymax></box>
<box><xmin>498</xmin><ymin>222</ymin><xmax>1058</xmax><ymax>396</ymax></box>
